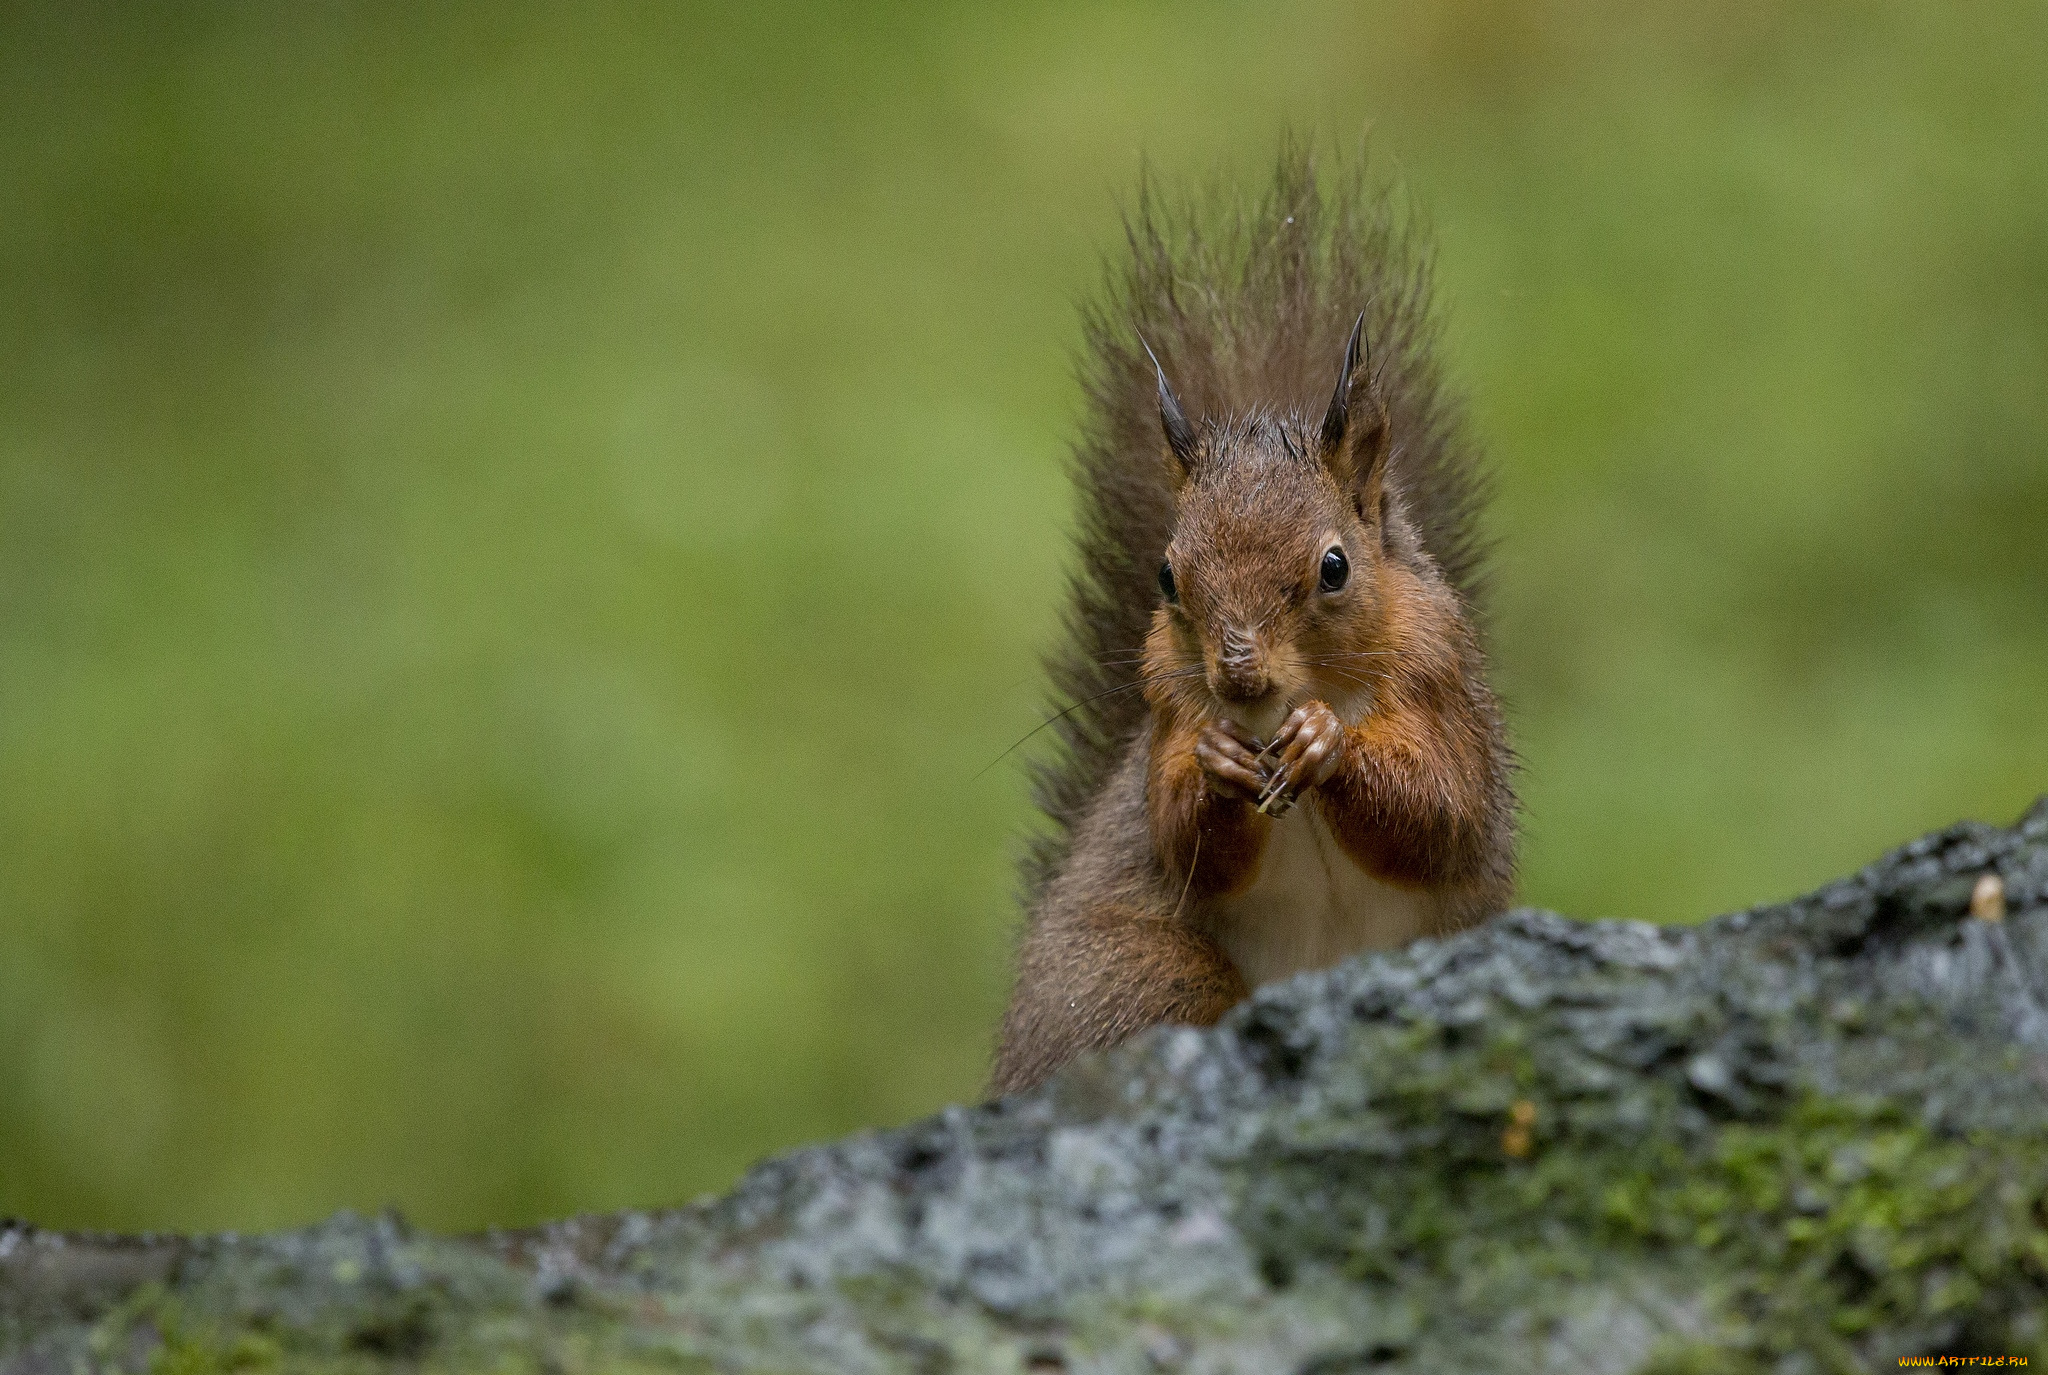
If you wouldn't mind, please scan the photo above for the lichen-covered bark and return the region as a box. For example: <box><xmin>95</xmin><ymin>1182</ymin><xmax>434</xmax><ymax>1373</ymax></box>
<box><xmin>7</xmin><ymin>800</ymin><xmax>2048</xmax><ymax>1373</ymax></box>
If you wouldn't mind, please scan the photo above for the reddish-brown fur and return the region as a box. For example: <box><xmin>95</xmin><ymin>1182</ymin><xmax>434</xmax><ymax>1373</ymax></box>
<box><xmin>991</xmin><ymin>145</ymin><xmax>1515</xmax><ymax>1096</ymax></box>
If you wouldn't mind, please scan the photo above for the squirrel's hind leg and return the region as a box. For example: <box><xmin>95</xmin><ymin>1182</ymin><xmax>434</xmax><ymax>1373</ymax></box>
<box><xmin>988</xmin><ymin>906</ymin><xmax>1246</xmax><ymax>1098</ymax></box>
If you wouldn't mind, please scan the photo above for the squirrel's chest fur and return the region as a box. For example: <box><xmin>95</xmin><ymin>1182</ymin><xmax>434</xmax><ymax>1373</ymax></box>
<box><xmin>1201</xmin><ymin>805</ymin><xmax>1438</xmax><ymax>989</ymax></box>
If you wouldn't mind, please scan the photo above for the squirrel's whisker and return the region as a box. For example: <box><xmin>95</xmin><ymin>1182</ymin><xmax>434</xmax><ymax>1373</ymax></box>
<box><xmin>973</xmin><ymin>668</ymin><xmax>1206</xmax><ymax>781</ymax></box>
<box><xmin>1168</xmin><ymin>831</ymin><xmax>1201</xmax><ymax>922</ymax></box>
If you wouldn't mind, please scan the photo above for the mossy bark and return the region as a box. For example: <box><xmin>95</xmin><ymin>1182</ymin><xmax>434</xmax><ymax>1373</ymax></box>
<box><xmin>8</xmin><ymin>800</ymin><xmax>2048</xmax><ymax>1373</ymax></box>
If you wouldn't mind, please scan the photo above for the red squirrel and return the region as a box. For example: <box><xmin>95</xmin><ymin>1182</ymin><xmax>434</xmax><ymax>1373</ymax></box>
<box><xmin>990</xmin><ymin>150</ymin><xmax>1517</xmax><ymax>1095</ymax></box>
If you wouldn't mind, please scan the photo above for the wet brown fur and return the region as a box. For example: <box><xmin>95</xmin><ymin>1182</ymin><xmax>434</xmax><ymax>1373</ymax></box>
<box><xmin>991</xmin><ymin>143</ymin><xmax>1516</xmax><ymax>1097</ymax></box>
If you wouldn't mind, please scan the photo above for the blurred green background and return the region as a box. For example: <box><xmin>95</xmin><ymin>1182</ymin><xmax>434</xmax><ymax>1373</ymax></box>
<box><xmin>2</xmin><ymin>0</ymin><xmax>2043</xmax><ymax>1234</ymax></box>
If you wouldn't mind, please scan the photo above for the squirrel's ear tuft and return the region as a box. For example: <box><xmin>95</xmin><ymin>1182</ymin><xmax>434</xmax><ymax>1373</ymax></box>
<box><xmin>1318</xmin><ymin>311</ymin><xmax>1365</xmax><ymax>456</ymax></box>
<box><xmin>1319</xmin><ymin>310</ymin><xmax>1389</xmax><ymax>513</ymax></box>
<box><xmin>1140</xmin><ymin>334</ymin><xmax>1198</xmax><ymax>478</ymax></box>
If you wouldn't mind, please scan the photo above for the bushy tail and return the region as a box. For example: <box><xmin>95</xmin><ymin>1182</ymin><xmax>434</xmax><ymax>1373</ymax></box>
<box><xmin>1023</xmin><ymin>141</ymin><xmax>1492</xmax><ymax>905</ymax></box>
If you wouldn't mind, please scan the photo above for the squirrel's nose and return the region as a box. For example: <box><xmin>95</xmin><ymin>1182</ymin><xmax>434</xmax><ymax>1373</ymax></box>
<box><xmin>1212</xmin><ymin>633</ymin><xmax>1270</xmax><ymax>702</ymax></box>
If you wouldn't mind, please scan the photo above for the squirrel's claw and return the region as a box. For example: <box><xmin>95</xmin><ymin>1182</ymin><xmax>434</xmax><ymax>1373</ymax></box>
<box><xmin>1255</xmin><ymin>769</ymin><xmax>1304</xmax><ymax>817</ymax></box>
<box><xmin>1197</xmin><ymin>721</ymin><xmax>1268</xmax><ymax>801</ymax></box>
<box><xmin>1254</xmin><ymin>701</ymin><xmax>1345</xmax><ymax>816</ymax></box>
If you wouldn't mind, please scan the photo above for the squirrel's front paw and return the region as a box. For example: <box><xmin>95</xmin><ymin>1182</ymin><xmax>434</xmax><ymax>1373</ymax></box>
<box><xmin>1195</xmin><ymin>719</ymin><xmax>1268</xmax><ymax>802</ymax></box>
<box><xmin>1256</xmin><ymin>701</ymin><xmax>1346</xmax><ymax>817</ymax></box>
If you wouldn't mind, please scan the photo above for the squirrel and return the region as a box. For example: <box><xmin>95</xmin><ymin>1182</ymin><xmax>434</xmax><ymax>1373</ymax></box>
<box><xmin>989</xmin><ymin>148</ymin><xmax>1517</xmax><ymax>1096</ymax></box>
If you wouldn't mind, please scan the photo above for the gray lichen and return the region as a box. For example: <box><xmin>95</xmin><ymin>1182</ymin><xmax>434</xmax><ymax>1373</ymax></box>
<box><xmin>7</xmin><ymin>799</ymin><xmax>2048</xmax><ymax>1373</ymax></box>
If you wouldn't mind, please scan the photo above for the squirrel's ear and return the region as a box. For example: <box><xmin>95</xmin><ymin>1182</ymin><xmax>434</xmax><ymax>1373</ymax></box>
<box><xmin>1318</xmin><ymin>310</ymin><xmax>1389</xmax><ymax>515</ymax></box>
<box><xmin>1140</xmin><ymin>334</ymin><xmax>1198</xmax><ymax>480</ymax></box>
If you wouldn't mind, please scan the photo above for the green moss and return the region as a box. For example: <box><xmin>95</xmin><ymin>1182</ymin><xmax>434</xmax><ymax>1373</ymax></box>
<box><xmin>1242</xmin><ymin>1015</ymin><xmax>2048</xmax><ymax>1366</ymax></box>
<box><xmin>80</xmin><ymin>1271</ymin><xmax>717</xmax><ymax>1375</ymax></box>
<box><xmin>1575</xmin><ymin>1100</ymin><xmax>2045</xmax><ymax>1348</ymax></box>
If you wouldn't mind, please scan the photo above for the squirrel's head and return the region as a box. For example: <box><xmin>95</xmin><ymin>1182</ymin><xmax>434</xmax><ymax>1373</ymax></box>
<box><xmin>1142</xmin><ymin>315</ymin><xmax>1407</xmax><ymax>741</ymax></box>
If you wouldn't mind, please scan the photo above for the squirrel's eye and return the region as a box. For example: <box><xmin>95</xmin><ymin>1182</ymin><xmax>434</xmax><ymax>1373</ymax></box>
<box><xmin>1319</xmin><ymin>545</ymin><xmax>1349</xmax><ymax>593</ymax></box>
<box><xmin>1158</xmin><ymin>561</ymin><xmax>1178</xmax><ymax>604</ymax></box>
